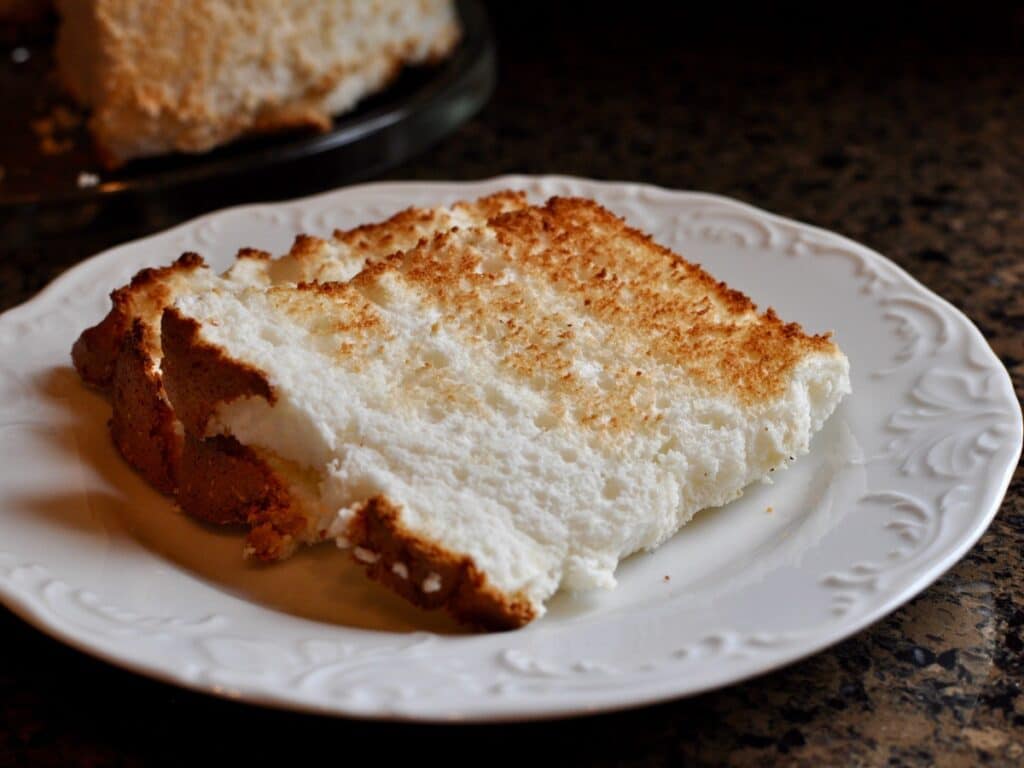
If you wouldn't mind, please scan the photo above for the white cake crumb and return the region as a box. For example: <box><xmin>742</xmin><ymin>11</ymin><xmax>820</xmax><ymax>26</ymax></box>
<box><xmin>392</xmin><ymin>562</ymin><xmax>409</xmax><ymax>579</ymax></box>
<box><xmin>353</xmin><ymin>546</ymin><xmax>379</xmax><ymax>564</ymax></box>
<box><xmin>11</xmin><ymin>47</ymin><xmax>29</xmax><ymax>64</ymax></box>
<box><xmin>422</xmin><ymin>572</ymin><xmax>442</xmax><ymax>593</ymax></box>
<box><xmin>77</xmin><ymin>172</ymin><xmax>100</xmax><ymax>188</ymax></box>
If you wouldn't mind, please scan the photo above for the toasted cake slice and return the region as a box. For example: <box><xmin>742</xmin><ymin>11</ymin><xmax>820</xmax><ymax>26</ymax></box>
<box><xmin>55</xmin><ymin>0</ymin><xmax>461</xmax><ymax>166</ymax></box>
<box><xmin>71</xmin><ymin>191</ymin><xmax>529</xmax><ymax>500</ymax></box>
<box><xmin>161</xmin><ymin>196</ymin><xmax>851</xmax><ymax>629</ymax></box>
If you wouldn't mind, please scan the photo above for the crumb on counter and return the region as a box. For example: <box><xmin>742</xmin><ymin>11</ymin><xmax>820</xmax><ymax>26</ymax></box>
<box><xmin>77</xmin><ymin>172</ymin><xmax>100</xmax><ymax>188</ymax></box>
<box><xmin>766</xmin><ymin>506</ymin><xmax>774</xmax><ymax>514</ymax></box>
<box><xmin>11</xmin><ymin>47</ymin><xmax>29</xmax><ymax>64</ymax></box>
<box><xmin>663</xmin><ymin>575</ymin><xmax>670</xmax><ymax>582</ymax></box>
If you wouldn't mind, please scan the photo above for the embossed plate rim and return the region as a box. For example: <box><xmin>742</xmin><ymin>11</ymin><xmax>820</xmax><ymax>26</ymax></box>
<box><xmin>0</xmin><ymin>175</ymin><xmax>1020</xmax><ymax>721</ymax></box>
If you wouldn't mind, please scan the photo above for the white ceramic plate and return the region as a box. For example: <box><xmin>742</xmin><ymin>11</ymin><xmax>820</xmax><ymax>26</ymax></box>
<box><xmin>0</xmin><ymin>177</ymin><xmax>1019</xmax><ymax>721</ymax></box>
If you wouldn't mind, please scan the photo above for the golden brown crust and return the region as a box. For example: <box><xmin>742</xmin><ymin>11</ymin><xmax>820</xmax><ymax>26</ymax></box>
<box><xmin>288</xmin><ymin>234</ymin><xmax>329</xmax><ymax>262</ymax></box>
<box><xmin>71</xmin><ymin>252</ymin><xmax>205</xmax><ymax>497</ymax></box>
<box><xmin>331</xmin><ymin>191</ymin><xmax>530</xmax><ymax>253</ymax></box>
<box><xmin>348</xmin><ymin>496</ymin><xmax>536</xmax><ymax>631</ymax></box>
<box><xmin>453</xmin><ymin>190</ymin><xmax>530</xmax><ymax>221</ymax></box>
<box><xmin>175</xmin><ymin>434</ymin><xmax>250</xmax><ymax>526</ymax></box>
<box><xmin>489</xmin><ymin>197</ymin><xmax>838</xmax><ymax>406</ymax></box>
<box><xmin>333</xmin><ymin>205</ymin><xmax>444</xmax><ymax>254</ymax></box>
<box><xmin>370</xmin><ymin>196</ymin><xmax>839</xmax><ymax>426</ymax></box>
<box><xmin>177</xmin><ymin>431</ymin><xmax>325</xmax><ymax>561</ymax></box>
<box><xmin>160</xmin><ymin>308</ymin><xmax>275</xmax><ymax>437</ymax></box>
<box><xmin>235</xmin><ymin>247</ymin><xmax>272</xmax><ymax>262</ymax></box>
<box><xmin>161</xmin><ymin>308</ymin><xmax>311</xmax><ymax>557</ymax></box>
<box><xmin>71</xmin><ymin>252</ymin><xmax>205</xmax><ymax>389</ymax></box>
<box><xmin>71</xmin><ymin>297</ymin><xmax>130</xmax><ymax>389</ymax></box>
<box><xmin>108</xmin><ymin>320</ymin><xmax>179</xmax><ymax>495</ymax></box>
<box><xmin>176</xmin><ymin>433</ymin><xmax>303</xmax><ymax>560</ymax></box>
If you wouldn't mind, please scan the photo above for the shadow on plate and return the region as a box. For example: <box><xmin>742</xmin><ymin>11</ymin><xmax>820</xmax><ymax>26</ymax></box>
<box><xmin>30</xmin><ymin>365</ymin><xmax>470</xmax><ymax>635</ymax></box>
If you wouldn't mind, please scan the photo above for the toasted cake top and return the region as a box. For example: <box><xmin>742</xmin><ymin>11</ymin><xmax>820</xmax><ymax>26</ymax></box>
<box><xmin>234</xmin><ymin>195</ymin><xmax>842</xmax><ymax>438</ymax></box>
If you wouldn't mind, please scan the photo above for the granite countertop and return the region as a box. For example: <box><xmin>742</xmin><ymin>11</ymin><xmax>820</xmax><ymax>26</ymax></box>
<box><xmin>1</xmin><ymin>5</ymin><xmax>1021</xmax><ymax>766</ymax></box>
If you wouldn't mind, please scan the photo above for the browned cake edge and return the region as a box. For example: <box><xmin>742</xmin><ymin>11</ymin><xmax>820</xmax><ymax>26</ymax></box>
<box><xmin>108</xmin><ymin>319</ymin><xmax>180</xmax><ymax>494</ymax></box>
<box><xmin>349</xmin><ymin>496</ymin><xmax>535</xmax><ymax>631</ymax></box>
<box><xmin>161</xmin><ymin>308</ymin><xmax>532</xmax><ymax>630</ymax></box>
<box><xmin>72</xmin><ymin>251</ymin><xmax>206</xmax><ymax>389</ymax></box>
<box><xmin>160</xmin><ymin>309</ymin><xmax>299</xmax><ymax>553</ymax></box>
<box><xmin>72</xmin><ymin>253</ymin><xmax>206</xmax><ymax>495</ymax></box>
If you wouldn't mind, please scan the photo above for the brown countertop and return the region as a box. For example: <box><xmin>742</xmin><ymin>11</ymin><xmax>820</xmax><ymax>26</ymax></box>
<box><xmin>0</xmin><ymin>4</ymin><xmax>1021</xmax><ymax>766</ymax></box>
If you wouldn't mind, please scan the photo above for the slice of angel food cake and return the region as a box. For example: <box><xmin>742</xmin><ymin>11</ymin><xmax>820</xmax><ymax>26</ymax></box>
<box><xmin>157</xmin><ymin>194</ymin><xmax>851</xmax><ymax>630</ymax></box>
<box><xmin>71</xmin><ymin>191</ymin><xmax>529</xmax><ymax>555</ymax></box>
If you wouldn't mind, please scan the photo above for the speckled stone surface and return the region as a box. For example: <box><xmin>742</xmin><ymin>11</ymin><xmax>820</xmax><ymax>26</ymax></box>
<box><xmin>1</xmin><ymin>5</ymin><xmax>1022</xmax><ymax>766</ymax></box>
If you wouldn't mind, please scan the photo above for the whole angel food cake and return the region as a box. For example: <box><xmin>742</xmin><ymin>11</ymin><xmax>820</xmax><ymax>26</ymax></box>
<box><xmin>54</xmin><ymin>0</ymin><xmax>462</xmax><ymax>166</ymax></box>
<box><xmin>74</xmin><ymin>192</ymin><xmax>850</xmax><ymax>630</ymax></box>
